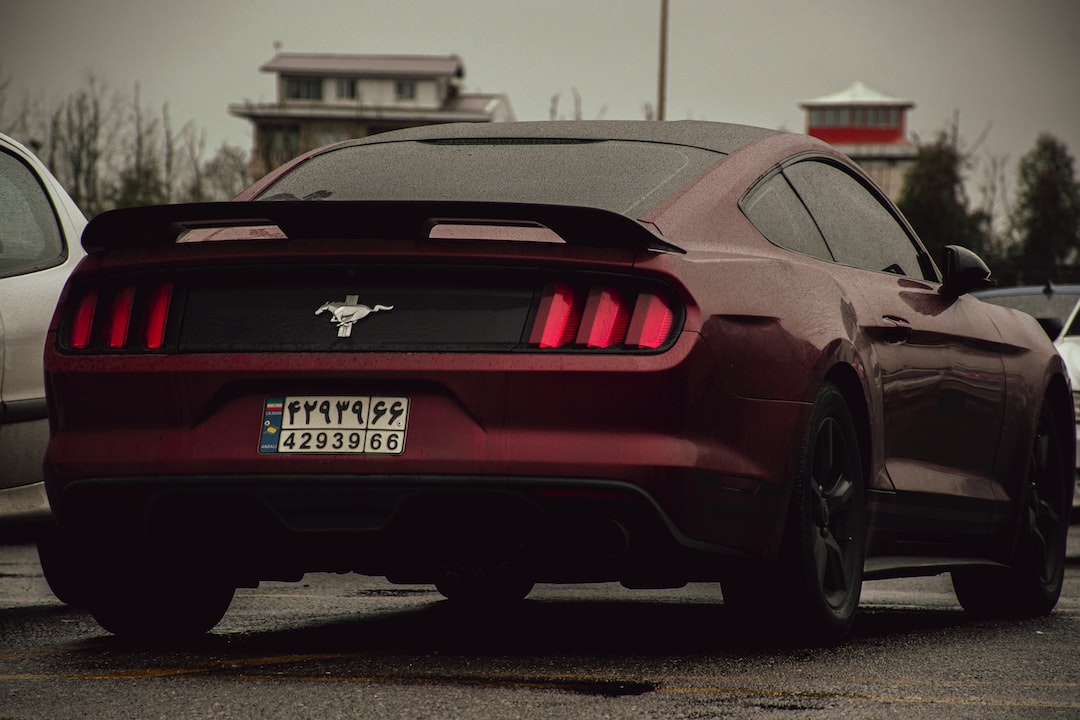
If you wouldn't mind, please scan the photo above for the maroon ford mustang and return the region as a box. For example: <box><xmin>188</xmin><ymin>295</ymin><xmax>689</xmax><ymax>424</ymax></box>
<box><xmin>42</xmin><ymin>121</ymin><xmax>1074</xmax><ymax>643</ymax></box>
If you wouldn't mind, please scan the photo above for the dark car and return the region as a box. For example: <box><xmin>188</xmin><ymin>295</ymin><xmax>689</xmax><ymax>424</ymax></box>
<box><xmin>41</xmin><ymin>121</ymin><xmax>1074</xmax><ymax>644</ymax></box>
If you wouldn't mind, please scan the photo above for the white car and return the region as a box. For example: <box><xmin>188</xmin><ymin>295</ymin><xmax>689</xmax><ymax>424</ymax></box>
<box><xmin>0</xmin><ymin>134</ymin><xmax>86</xmax><ymax>539</ymax></box>
<box><xmin>1054</xmin><ymin>299</ymin><xmax>1080</xmax><ymax>515</ymax></box>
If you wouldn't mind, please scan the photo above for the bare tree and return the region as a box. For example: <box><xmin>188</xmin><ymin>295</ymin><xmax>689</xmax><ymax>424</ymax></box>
<box><xmin>0</xmin><ymin>69</ymin><xmax>38</xmax><ymax>139</ymax></box>
<box><xmin>201</xmin><ymin>144</ymin><xmax>251</xmax><ymax>200</ymax></box>
<box><xmin>5</xmin><ymin>74</ymin><xmax>250</xmax><ymax>213</ymax></box>
<box><xmin>179</xmin><ymin>123</ymin><xmax>209</xmax><ymax>202</ymax></box>
<box><xmin>47</xmin><ymin>77</ymin><xmax>107</xmax><ymax>216</ymax></box>
<box><xmin>110</xmin><ymin>85</ymin><xmax>169</xmax><ymax>208</ymax></box>
<box><xmin>975</xmin><ymin>153</ymin><xmax>1019</xmax><ymax>276</ymax></box>
<box><xmin>547</xmin><ymin>88</ymin><xmax>608</xmax><ymax>121</ymax></box>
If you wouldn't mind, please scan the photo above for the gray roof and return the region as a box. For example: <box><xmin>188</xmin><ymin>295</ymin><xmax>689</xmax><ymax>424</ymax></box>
<box><xmin>227</xmin><ymin>93</ymin><xmax>512</xmax><ymax>124</ymax></box>
<box><xmin>350</xmin><ymin>120</ymin><xmax>780</xmax><ymax>154</ymax></box>
<box><xmin>261</xmin><ymin>53</ymin><xmax>464</xmax><ymax>78</ymax></box>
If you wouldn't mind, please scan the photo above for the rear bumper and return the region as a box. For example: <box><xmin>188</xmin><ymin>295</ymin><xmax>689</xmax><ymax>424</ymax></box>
<box><xmin>45</xmin><ymin>333</ymin><xmax>811</xmax><ymax>554</ymax></box>
<box><xmin>53</xmin><ymin>474</ymin><xmax>776</xmax><ymax>586</ymax></box>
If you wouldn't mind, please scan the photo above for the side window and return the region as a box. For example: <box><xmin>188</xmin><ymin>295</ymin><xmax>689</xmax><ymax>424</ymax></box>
<box><xmin>0</xmin><ymin>150</ymin><xmax>65</xmax><ymax>278</ymax></box>
<box><xmin>741</xmin><ymin>172</ymin><xmax>833</xmax><ymax>262</ymax></box>
<box><xmin>784</xmin><ymin>160</ymin><xmax>930</xmax><ymax>280</ymax></box>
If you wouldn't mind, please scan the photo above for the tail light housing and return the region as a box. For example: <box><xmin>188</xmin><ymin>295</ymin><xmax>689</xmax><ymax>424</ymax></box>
<box><xmin>528</xmin><ymin>281</ymin><xmax>679</xmax><ymax>351</ymax></box>
<box><xmin>62</xmin><ymin>280</ymin><xmax>175</xmax><ymax>352</ymax></box>
<box><xmin>59</xmin><ymin>273</ymin><xmax>680</xmax><ymax>354</ymax></box>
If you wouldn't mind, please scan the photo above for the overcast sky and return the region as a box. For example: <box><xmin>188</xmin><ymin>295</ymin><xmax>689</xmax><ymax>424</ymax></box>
<box><xmin>3</xmin><ymin>0</ymin><xmax>1079</xmax><ymax>199</ymax></box>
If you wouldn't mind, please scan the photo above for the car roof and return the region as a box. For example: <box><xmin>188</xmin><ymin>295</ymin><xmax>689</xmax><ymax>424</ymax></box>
<box><xmin>345</xmin><ymin>120</ymin><xmax>782</xmax><ymax>155</ymax></box>
<box><xmin>973</xmin><ymin>283</ymin><xmax>1080</xmax><ymax>298</ymax></box>
<box><xmin>974</xmin><ymin>283</ymin><xmax>1080</xmax><ymax>340</ymax></box>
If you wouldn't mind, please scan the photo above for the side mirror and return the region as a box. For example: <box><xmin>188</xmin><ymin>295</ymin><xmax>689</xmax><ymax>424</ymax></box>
<box><xmin>940</xmin><ymin>245</ymin><xmax>994</xmax><ymax>296</ymax></box>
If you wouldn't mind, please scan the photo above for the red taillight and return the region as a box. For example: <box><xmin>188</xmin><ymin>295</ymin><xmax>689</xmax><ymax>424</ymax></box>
<box><xmin>625</xmin><ymin>292</ymin><xmax>675</xmax><ymax>349</ymax></box>
<box><xmin>143</xmin><ymin>282</ymin><xmax>173</xmax><ymax>350</ymax></box>
<box><xmin>529</xmin><ymin>282</ymin><xmax>583</xmax><ymax>348</ymax></box>
<box><xmin>107</xmin><ymin>286</ymin><xmax>136</xmax><ymax>348</ymax></box>
<box><xmin>66</xmin><ymin>281</ymin><xmax>173</xmax><ymax>351</ymax></box>
<box><xmin>577</xmin><ymin>287</ymin><xmax>631</xmax><ymax>348</ymax></box>
<box><xmin>71</xmin><ymin>290</ymin><xmax>98</xmax><ymax>349</ymax></box>
<box><xmin>529</xmin><ymin>282</ymin><xmax>677</xmax><ymax>351</ymax></box>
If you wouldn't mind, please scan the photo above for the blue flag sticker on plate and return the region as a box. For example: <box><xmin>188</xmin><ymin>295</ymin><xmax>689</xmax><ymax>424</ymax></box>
<box><xmin>259</xmin><ymin>396</ymin><xmax>285</xmax><ymax>452</ymax></box>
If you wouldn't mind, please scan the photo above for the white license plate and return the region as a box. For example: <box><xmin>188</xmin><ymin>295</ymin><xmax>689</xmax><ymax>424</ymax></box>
<box><xmin>259</xmin><ymin>395</ymin><xmax>409</xmax><ymax>454</ymax></box>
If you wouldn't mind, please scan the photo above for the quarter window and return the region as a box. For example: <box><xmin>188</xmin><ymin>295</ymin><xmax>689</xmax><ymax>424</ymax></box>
<box><xmin>0</xmin><ymin>150</ymin><xmax>64</xmax><ymax>277</ymax></box>
<box><xmin>784</xmin><ymin>160</ymin><xmax>928</xmax><ymax>280</ymax></box>
<box><xmin>741</xmin><ymin>172</ymin><xmax>833</xmax><ymax>262</ymax></box>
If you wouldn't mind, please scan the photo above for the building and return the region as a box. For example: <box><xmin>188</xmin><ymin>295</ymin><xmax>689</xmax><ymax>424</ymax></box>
<box><xmin>799</xmin><ymin>82</ymin><xmax>917</xmax><ymax>201</ymax></box>
<box><xmin>229</xmin><ymin>52</ymin><xmax>515</xmax><ymax>178</ymax></box>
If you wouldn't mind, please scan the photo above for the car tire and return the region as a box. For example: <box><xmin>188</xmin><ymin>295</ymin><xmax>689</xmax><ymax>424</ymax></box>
<box><xmin>952</xmin><ymin>399</ymin><xmax>1069</xmax><ymax>618</ymax></box>
<box><xmin>724</xmin><ymin>381</ymin><xmax>866</xmax><ymax>644</ymax></box>
<box><xmin>435</xmin><ymin>558</ymin><xmax>534</xmax><ymax>605</ymax></box>
<box><xmin>35</xmin><ymin>528</ymin><xmax>88</xmax><ymax>607</ymax></box>
<box><xmin>89</xmin><ymin>571</ymin><xmax>235</xmax><ymax>641</ymax></box>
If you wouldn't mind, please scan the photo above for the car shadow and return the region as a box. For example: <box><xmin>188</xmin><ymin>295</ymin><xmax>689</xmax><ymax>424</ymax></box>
<box><xmin>83</xmin><ymin>593</ymin><xmax>982</xmax><ymax>657</ymax></box>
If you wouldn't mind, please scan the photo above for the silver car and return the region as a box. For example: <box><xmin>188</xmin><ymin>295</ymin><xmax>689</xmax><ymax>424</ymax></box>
<box><xmin>0</xmin><ymin>134</ymin><xmax>86</xmax><ymax>537</ymax></box>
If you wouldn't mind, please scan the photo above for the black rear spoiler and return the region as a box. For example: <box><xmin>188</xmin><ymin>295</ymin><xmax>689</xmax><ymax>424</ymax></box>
<box><xmin>81</xmin><ymin>200</ymin><xmax>685</xmax><ymax>255</ymax></box>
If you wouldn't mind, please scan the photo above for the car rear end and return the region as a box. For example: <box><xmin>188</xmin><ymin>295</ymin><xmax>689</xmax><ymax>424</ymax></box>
<box><xmin>43</xmin><ymin>201</ymin><xmax>807</xmax><ymax>596</ymax></box>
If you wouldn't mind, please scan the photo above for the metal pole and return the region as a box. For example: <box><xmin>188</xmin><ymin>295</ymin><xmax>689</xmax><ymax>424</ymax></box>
<box><xmin>658</xmin><ymin>0</ymin><xmax>668</xmax><ymax>120</ymax></box>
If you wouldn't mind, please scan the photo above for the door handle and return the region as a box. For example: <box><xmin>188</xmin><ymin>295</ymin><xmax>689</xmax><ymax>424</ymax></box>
<box><xmin>882</xmin><ymin>315</ymin><xmax>912</xmax><ymax>343</ymax></box>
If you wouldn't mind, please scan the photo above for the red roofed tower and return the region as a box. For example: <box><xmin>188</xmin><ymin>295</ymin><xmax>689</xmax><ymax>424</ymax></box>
<box><xmin>800</xmin><ymin>82</ymin><xmax>917</xmax><ymax>200</ymax></box>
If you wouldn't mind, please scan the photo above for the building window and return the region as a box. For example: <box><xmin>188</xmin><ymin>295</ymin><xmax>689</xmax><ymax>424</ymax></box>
<box><xmin>337</xmin><ymin>78</ymin><xmax>357</xmax><ymax>100</ymax></box>
<box><xmin>809</xmin><ymin>108</ymin><xmax>856</xmax><ymax>128</ymax></box>
<box><xmin>266</xmin><ymin>126</ymin><xmax>300</xmax><ymax>168</ymax></box>
<box><xmin>395</xmin><ymin>80</ymin><xmax>416</xmax><ymax>101</ymax></box>
<box><xmin>283</xmin><ymin>76</ymin><xmax>323</xmax><ymax>101</ymax></box>
<box><xmin>809</xmin><ymin>107</ymin><xmax>903</xmax><ymax>129</ymax></box>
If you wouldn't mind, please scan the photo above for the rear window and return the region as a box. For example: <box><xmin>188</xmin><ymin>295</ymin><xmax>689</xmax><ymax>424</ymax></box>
<box><xmin>258</xmin><ymin>139</ymin><xmax>722</xmax><ymax>217</ymax></box>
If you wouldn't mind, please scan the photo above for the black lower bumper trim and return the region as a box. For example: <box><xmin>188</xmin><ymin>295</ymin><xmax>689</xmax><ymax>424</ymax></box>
<box><xmin>55</xmin><ymin>474</ymin><xmax>748</xmax><ymax>584</ymax></box>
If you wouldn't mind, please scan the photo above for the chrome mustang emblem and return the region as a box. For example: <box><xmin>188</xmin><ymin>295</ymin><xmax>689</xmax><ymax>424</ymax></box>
<box><xmin>315</xmin><ymin>295</ymin><xmax>393</xmax><ymax>337</ymax></box>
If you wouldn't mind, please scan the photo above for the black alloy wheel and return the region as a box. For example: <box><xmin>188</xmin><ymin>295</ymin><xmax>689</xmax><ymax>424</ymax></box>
<box><xmin>435</xmin><ymin>555</ymin><xmax>535</xmax><ymax>605</ymax></box>
<box><xmin>723</xmin><ymin>382</ymin><xmax>866</xmax><ymax>645</ymax></box>
<box><xmin>953</xmin><ymin>400</ymin><xmax>1069</xmax><ymax>617</ymax></box>
<box><xmin>788</xmin><ymin>382</ymin><xmax>867</xmax><ymax>640</ymax></box>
